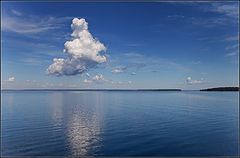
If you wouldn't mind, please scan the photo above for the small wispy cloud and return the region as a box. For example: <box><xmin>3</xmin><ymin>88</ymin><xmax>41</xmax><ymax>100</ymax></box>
<box><xmin>11</xmin><ymin>9</ymin><xmax>22</xmax><ymax>16</ymax></box>
<box><xmin>186</xmin><ymin>76</ymin><xmax>203</xmax><ymax>85</ymax></box>
<box><xmin>111</xmin><ymin>67</ymin><xmax>126</xmax><ymax>73</ymax></box>
<box><xmin>83</xmin><ymin>74</ymin><xmax>132</xmax><ymax>86</ymax></box>
<box><xmin>2</xmin><ymin>14</ymin><xmax>72</xmax><ymax>34</ymax></box>
<box><xmin>111</xmin><ymin>52</ymin><xmax>190</xmax><ymax>75</ymax></box>
<box><xmin>111</xmin><ymin>69</ymin><xmax>123</xmax><ymax>73</ymax></box>
<box><xmin>210</xmin><ymin>3</ymin><xmax>238</xmax><ymax>18</ymax></box>
<box><xmin>167</xmin><ymin>15</ymin><xmax>185</xmax><ymax>19</ymax></box>
<box><xmin>225</xmin><ymin>44</ymin><xmax>238</xmax><ymax>50</ymax></box>
<box><xmin>187</xmin><ymin>2</ymin><xmax>238</xmax><ymax>29</ymax></box>
<box><xmin>225</xmin><ymin>35</ymin><xmax>238</xmax><ymax>41</ymax></box>
<box><xmin>111</xmin><ymin>80</ymin><xmax>132</xmax><ymax>85</ymax></box>
<box><xmin>225</xmin><ymin>51</ymin><xmax>238</xmax><ymax>57</ymax></box>
<box><xmin>151</xmin><ymin>70</ymin><xmax>158</xmax><ymax>73</ymax></box>
<box><xmin>131</xmin><ymin>72</ymin><xmax>137</xmax><ymax>75</ymax></box>
<box><xmin>125</xmin><ymin>43</ymin><xmax>141</xmax><ymax>47</ymax></box>
<box><xmin>19</xmin><ymin>58</ymin><xmax>46</xmax><ymax>66</ymax></box>
<box><xmin>191</xmin><ymin>16</ymin><xmax>229</xmax><ymax>28</ymax></box>
<box><xmin>123</xmin><ymin>52</ymin><xmax>144</xmax><ymax>58</ymax></box>
<box><xmin>191</xmin><ymin>61</ymin><xmax>201</xmax><ymax>65</ymax></box>
<box><xmin>196</xmin><ymin>37</ymin><xmax>209</xmax><ymax>41</ymax></box>
<box><xmin>2</xmin><ymin>17</ymin><xmax>58</xmax><ymax>34</ymax></box>
<box><xmin>25</xmin><ymin>80</ymin><xmax>37</xmax><ymax>83</ymax></box>
<box><xmin>83</xmin><ymin>79</ymin><xmax>93</xmax><ymax>84</ymax></box>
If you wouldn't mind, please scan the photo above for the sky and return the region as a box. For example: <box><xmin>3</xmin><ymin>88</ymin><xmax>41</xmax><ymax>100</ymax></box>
<box><xmin>1</xmin><ymin>2</ymin><xmax>239</xmax><ymax>90</ymax></box>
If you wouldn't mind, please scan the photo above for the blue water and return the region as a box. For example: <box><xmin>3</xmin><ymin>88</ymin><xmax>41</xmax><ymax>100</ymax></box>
<box><xmin>1</xmin><ymin>91</ymin><xmax>239</xmax><ymax>156</ymax></box>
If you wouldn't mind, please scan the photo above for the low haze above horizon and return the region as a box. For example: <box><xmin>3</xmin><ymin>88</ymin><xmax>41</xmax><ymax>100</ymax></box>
<box><xmin>1</xmin><ymin>2</ymin><xmax>239</xmax><ymax>90</ymax></box>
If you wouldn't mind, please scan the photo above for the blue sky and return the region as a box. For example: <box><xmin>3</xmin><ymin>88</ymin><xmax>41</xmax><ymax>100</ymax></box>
<box><xmin>1</xmin><ymin>2</ymin><xmax>239</xmax><ymax>89</ymax></box>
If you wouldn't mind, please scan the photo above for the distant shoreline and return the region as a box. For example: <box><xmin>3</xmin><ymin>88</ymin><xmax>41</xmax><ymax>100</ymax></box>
<box><xmin>1</xmin><ymin>87</ymin><xmax>239</xmax><ymax>92</ymax></box>
<box><xmin>1</xmin><ymin>89</ymin><xmax>182</xmax><ymax>92</ymax></box>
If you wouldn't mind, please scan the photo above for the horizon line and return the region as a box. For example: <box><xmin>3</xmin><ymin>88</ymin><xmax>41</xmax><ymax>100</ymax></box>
<box><xmin>1</xmin><ymin>86</ymin><xmax>239</xmax><ymax>91</ymax></box>
<box><xmin>1</xmin><ymin>88</ymin><xmax>183</xmax><ymax>91</ymax></box>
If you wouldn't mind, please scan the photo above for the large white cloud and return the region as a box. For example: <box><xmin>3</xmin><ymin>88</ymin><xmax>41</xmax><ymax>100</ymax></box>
<box><xmin>47</xmin><ymin>18</ymin><xmax>107</xmax><ymax>76</ymax></box>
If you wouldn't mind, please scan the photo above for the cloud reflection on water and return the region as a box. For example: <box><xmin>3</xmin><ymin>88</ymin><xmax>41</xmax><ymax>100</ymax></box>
<box><xmin>49</xmin><ymin>91</ymin><xmax>104</xmax><ymax>155</ymax></box>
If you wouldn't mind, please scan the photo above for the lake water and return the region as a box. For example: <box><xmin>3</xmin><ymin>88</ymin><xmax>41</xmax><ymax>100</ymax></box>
<box><xmin>1</xmin><ymin>91</ymin><xmax>239</xmax><ymax>156</ymax></box>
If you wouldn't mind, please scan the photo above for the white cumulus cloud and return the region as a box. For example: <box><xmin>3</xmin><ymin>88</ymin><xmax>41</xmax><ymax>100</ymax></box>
<box><xmin>83</xmin><ymin>74</ymin><xmax>132</xmax><ymax>86</ymax></box>
<box><xmin>92</xmin><ymin>74</ymin><xmax>108</xmax><ymax>83</ymax></box>
<box><xmin>5</xmin><ymin>76</ymin><xmax>15</xmax><ymax>82</ymax></box>
<box><xmin>83</xmin><ymin>74</ymin><xmax>108</xmax><ymax>84</ymax></box>
<box><xmin>131</xmin><ymin>72</ymin><xmax>137</xmax><ymax>75</ymax></box>
<box><xmin>8</xmin><ymin>77</ymin><xmax>15</xmax><ymax>82</ymax></box>
<box><xmin>47</xmin><ymin>18</ymin><xmax>107</xmax><ymax>76</ymax></box>
<box><xmin>186</xmin><ymin>77</ymin><xmax>203</xmax><ymax>85</ymax></box>
<box><xmin>111</xmin><ymin>68</ymin><xmax>124</xmax><ymax>73</ymax></box>
<box><xmin>83</xmin><ymin>79</ymin><xmax>92</xmax><ymax>84</ymax></box>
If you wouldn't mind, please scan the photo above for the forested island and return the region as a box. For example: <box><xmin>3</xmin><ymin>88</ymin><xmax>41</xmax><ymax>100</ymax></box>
<box><xmin>200</xmin><ymin>87</ymin><xmax>240</xmax><ymax>91</ymax></box>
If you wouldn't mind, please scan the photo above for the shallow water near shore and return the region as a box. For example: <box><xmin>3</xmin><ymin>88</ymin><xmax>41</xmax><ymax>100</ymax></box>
<box><xmin>2</xmin><ymin>91</ymin><xmax>239</xmax><ymax>156</ymax></box>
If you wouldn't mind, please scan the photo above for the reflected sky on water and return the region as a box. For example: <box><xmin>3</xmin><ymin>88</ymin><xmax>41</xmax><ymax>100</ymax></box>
<box><xmin>2</xmin><ymin>91</ymin><xmax>239</xmax><ymax>156</ymax></box>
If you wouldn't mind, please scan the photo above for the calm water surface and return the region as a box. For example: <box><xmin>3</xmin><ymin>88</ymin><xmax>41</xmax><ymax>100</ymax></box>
<box><xmin>2</xmin><ymin>91</ymin><xmax>239</xmax><ymax>156</ymax></box>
